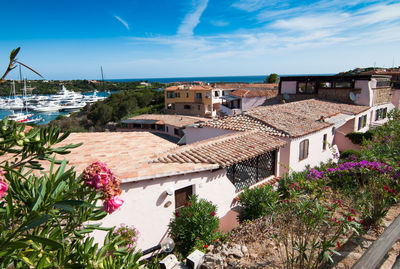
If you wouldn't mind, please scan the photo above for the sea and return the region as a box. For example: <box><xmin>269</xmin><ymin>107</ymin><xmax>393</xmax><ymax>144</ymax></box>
<box><xmin>110</xmin><ymin>74</ymin><xmax>334</xmax><ymax>84</ymax></box>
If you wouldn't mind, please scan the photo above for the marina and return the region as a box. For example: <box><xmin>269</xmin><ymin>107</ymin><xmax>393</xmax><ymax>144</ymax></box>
<box><xmin>0</xmin><ymin>84</ymin><xmax>111</xmax><ymax>124</ymax></box>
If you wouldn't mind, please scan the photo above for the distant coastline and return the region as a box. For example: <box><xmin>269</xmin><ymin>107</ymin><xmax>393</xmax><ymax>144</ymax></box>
<box><xmin>109</xmin><ymin>74</ymin><xmax>336</xmax><ymax>84</ymax></box>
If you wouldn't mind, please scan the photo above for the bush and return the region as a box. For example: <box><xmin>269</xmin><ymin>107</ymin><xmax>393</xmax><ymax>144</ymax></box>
<box><xmin>238</xmin><ymin>185</ymin><xmax>279</xmax><ymax>221</ymax></box>
<box><xmin>272</xmin><ymin>190</ymin><xmax>361</xmax><ymax>269</ymax></box>
<box><xmin>340</xmin><ymin>149</ymin><xmax>361</xmax><ymax>161</ymax></box>
<box><xmin>169</xmin><ymin>195</ymin><xmax>220</xmax><ymax>256</ymax></box>
<box><xmin>346</xmin><ymin>131</ymin><xmax>374</xmax><ymax>145</ymax></box>
<box><xmin>110</xmin><ymin>224</ymin><xmax>140</xmax><ymax>251</ymax></box>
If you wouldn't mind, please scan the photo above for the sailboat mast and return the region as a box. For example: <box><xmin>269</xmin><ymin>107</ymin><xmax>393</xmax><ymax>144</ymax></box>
<box><xmin>101</xmin><ymin>66</ymin><xmax>104</xmax><ymax>92</ymax></box>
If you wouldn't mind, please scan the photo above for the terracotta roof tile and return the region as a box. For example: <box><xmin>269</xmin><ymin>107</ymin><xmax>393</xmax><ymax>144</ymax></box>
<box><xmin>44</xmin><ymin>132</ymin><xmax>217</xmax><ymax>182</ymax></box>
<box><xmin>230</xmin><ymin>89</ymin><xmax>278</xmax><ymax>98</ymax></box>
<box><xmin>124</xmin><ymin>114</ymin><xmax>210</xmax><ymax>127</ymax></box>
<box><xmin>153</xmin><ymin>131</ymin><xmax>287</xmax><ymax>168</ymax></box>
<box><xmin>199</xmin><ymin>114</ymin><xmax>288</xmax><ymax>137</ymax></box>
<box><xmin>246</xmin><ymin>99</ymin><xmax>369</xmax><ymax>138</ymax></box>
<box><xmin>215</xmin><ymin>83</ymin><xmax>278</xmax><ymax>90</ymax></box>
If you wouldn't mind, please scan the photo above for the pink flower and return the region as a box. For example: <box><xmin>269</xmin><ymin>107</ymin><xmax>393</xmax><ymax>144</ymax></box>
<box><xmin>82</xmin><ymin>162</ymin><xmax>113</xmax><ymax>190</ymax></box>
<box><xmin>0</xmin><ymin>179</ymin><xmax>8</xmax><ymax>199</ymax></box>
<box><xmin>103</xmin><ymin>196</ymin><xmax>124</xmax><ymax>214</ymax></box>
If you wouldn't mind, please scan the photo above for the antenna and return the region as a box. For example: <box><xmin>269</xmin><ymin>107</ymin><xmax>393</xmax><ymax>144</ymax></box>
<box><xmin>283</xmin><ymin>93</ymin><xmax>290</xmax><ymax>101</ymax></box>
<box><xmin>349</xmin><ymin>92</ymin><xmax>356</xmax><ymax>102</ymax></box>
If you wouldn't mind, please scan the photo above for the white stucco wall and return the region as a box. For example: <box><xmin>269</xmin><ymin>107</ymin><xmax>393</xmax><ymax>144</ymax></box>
<box><xmin>185</xmin><ymin>126</ymin><xmax>238</xmax><ymax>144</ymax></box>
<box><xmin>279</xmin><ymin>128</ymin><xmax>336</xmax><ymax>175</ymax></box>
<box><xmin>371</xmin><ymin>103</ymin><xmax>395</xmax><ymax>125</ymax></box>
<box><xmin>280</xmin><ymin>81</ymin><xmax>297</xmax><ymax>94</ymax></box>
<box><xmin>92</xmin><ymin>168</ymin><xmax>237</xmax><ymax>251</ymax></box>
<box><xmin>241</xmin><ymin>96</ymin><xmax>266</xmax><ymax>111</ymax></box>
<box><xmin>354</xmin><ymin>80</ymin><xmax>373</xmax><ymax>106</ymax></box>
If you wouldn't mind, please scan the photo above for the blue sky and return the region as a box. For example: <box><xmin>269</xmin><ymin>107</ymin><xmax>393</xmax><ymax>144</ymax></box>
<box><xmin>1</xmin><ymin>0</ymin><xmax>400</xmax><ymax>80</ymax></box>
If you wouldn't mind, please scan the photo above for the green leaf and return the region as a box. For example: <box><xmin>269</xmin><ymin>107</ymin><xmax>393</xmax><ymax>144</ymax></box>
<box><xmin>54</xmin><ymin>200</ymin><xmax>93</xmax><ymax>212</ymax></box>
<box><xmin>25</xmin><ymin>235</ymin><xmax>63</xmax><ymax>250</ymax></box>
<box><xmin>36</xmin><ymin>255</ymin><xmax>46</xmax><ymax>269</ymax></box>
<box><xmin>21</xmin><ymin>214</ymin><xmax>51</xmax><ymax>231</ymax></box>
<box><xmin>31</xmin><ymin>182</ymin><xmax>47</xmax><ymax>211</ymax></box>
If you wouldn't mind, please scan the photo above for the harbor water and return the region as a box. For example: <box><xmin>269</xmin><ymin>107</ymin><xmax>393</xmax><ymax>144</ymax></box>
<box><xmin>0</xmin><ymin>91</ymin><xmax>111</xmax><ymax>125</ymax></box>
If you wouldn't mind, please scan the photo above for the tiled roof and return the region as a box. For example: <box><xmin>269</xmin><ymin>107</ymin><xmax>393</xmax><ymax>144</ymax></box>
<box><xmin>153</xmin><ymin>131</ymin><xmax>287</xmax><ymax>168</ymax></box>
<box><xmin>123</xmin><ymin>114</ymin><xmax>209</xmax><ymax>128</ymax></box>
<box><xmin>165</xmin><ymin>85</ymin><xmax>212</xmax><ymax>91</ymax></box>
<box><xmin>199</xmin><ymin>114</ymin><xmax>288</xmax><ymax>137</ymax></box>
<box><xmin>246</xmin><ymin>99</ymin><xmax>369</xmax><ymax>137</ymax></box>
<box><xmin>230</xmin><ymin>89</ymin><xmax>278</xmax><ymax>98</ymax></box>
<box><xmin>46</xmin><ymin>132</ymin><xmax>217</xmax><ymax>182</ymax></box>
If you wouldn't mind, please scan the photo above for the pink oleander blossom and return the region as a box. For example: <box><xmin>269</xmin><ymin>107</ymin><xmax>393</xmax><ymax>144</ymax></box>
<box><xmin>104</xmin><ymin>196</ymin><xmax>124</xmax><ymax>214</ymax></box>
<box><xmin>0</xmin><ymin>171</ymin><xmax>8</xmax><ymax>199</ymax></box>
<box><xmin>82</xmin><ymin>162</ymin><xmax>113</xmax><ymax>190</ymax></box>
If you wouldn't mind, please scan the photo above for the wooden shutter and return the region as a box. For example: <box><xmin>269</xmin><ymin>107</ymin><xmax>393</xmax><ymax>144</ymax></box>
<box><xmin>175</xmin><ymin>185</ymin><xmax>193</xmax><ymax>210</ymax></box>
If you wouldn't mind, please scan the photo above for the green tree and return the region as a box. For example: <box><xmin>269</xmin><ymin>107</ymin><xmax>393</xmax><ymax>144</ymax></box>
<box><xmin>264</xmin><ymin>73</ymin><xmax>280</xmax><ymax>83</ymax></box>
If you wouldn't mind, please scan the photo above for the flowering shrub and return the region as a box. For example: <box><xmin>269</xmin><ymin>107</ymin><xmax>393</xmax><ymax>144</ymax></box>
<box><xmin>306</xmin><ymin>160</ymin><xmax>399</xmax><ymax>227</ymax></box>
<box><xmin>169</xmin><ymin>195</ymin><xmax>220</xmax><ymax>256</ymax></box>
<box><xmin>272</xmin><ymin>189</ymin><xmax>361</xmax><ymax>269</ymax></box>
<box><xmin>238</xmin><ymin>184</ymin><xmax>279</xmax><ymax>221</ymax></box>
<box><xmin>110</xmin><ymin>224</ymin><xmax>140</xmax><ymax>251</ymax></box>
<box><xmin>82</xmin><ymin>161</ymin><xmax>124</xmax><ymax>213</ymax></box>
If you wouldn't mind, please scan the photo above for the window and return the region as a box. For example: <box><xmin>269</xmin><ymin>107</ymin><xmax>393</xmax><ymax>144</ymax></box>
<box><xmin>175</xmin><ymin>92</ymin><xmax>180</xmax><ymax>98</ymax></box>
<box><xmin>299</xmin><ymin>139</ymin><xmax>309</xmax><ymax>161</ymax></box>
<box><xmin>175</xmin><ymin>185</ymin><xmax>193</xmax><ymax>210</ymax></box>
<box><xmin>195</xmin><ymin>93</ymin><xmax>202</xmax><ymax>99</ymax></box>
<box><xmin>323</xmin><ymin>134</ymin><xmax>327</xmax><ymax>151</ymax></box>
<box><xmin>334</xmin><ymin>82</ymin><xmax>352</xmax><ymax>88</ymax></box>
<box><xmin>186</xmin><ymin>92</ymin><xmax>189</xmax><ymax>98</ymax></box>
<box><xmin>227</xmin><ymin>151</ymin><xmax>276</xmax><ymax>192</ymax></box>
<box><xmin>205</xmin><ymin>93</ymin><xmax>210</xmax><ymax>98</ymax></box>
<box><xmin>198</xmin><ymin>105</ymin><xmax>201</xmax><ymax>110</ymax></box>
<box><xmin>375</xmin><ymin>108</ymin><xmax>388</xmax><ymax>121</ymax></box>
<box><xmin>166</xmin><ymin>126</ymin><xmax>169</xmax><ymax>132</ymax></box>
<box><xmin>174</xmin><ymin>128</ymin><xmax>179</xmax><ymax>136</ymax></box>
<box><xmin>332</xmin><ymin>127</ymin><xmax>335</xmax><ymax>135</ymax></box>
<box><xmin>166</xmin><ymin>91</ymin><xmax>174</xmax><ymax>98</ymax></box>
<box><xmin>184</xmin><ymin>105</ymin><xmax>191</xmax><ymax>110</ymax></box>
<box><xmin>297</xmin><ymin>82</ymin><xmax>316</xmax><ymax>94</ymax></box>
<box><xmin>214</xmin><ymin>91</ymin><xmax>219</xmax><ymax>97</ymax></box>
<box><xmin>357</xmin><ymin>115</ymin><xmax>367</xmax><ymax>130</ymax></box>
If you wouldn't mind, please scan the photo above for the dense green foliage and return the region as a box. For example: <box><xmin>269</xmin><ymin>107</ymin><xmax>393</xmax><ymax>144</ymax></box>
<box><xmin>168</xmin><ymin>195</ymin><xmax>220</xmax><ymax>256</ymax></box>
<box><xmin>238</xmin><ymin>185</ymin><xmax>279</xmax><ymax>221</ymax></box>
<box><xmin>0</xmin><ymin>119</ymin><xmax>143</xmax><ymax>268</ymax></box>
<box><xmin>339</xmin><ymin>149</ymin><xmax>361</xmax><ymax>160</ymax></box>
<box><xmin>49</xmin><ymin>88</ymin><xmax>164</xmax><ymax>131</ymax></box>
<box><xmin>264</xmin><ymin>73</ymin><xmax>280</xmax><ymax>83</ymax></box>
<box><xmin>345</xmin><ymin>130</ymin><xmax>374</xmax><ymax>144</ymax></box>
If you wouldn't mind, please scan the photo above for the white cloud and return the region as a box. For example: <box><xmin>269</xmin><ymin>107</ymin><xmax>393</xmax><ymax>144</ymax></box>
<box><xmin>178</xmin><ymin>0</ymin><xmax>209</xmax><ymax>36</ymax></box>
<box><xmin>114</xmin><ymin>15</ymin><xmax>130</xmax><ymax>31</ymax></box>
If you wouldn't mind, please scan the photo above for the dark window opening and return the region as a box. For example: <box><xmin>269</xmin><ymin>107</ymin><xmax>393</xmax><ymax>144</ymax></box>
<box><xmin>299</xmin><ymin>139</ymin><xmax>309</xmax><ymax>161</ymax></box>
<box><xmin>175</xmin><ymin>185</ymin><xmax>193</xmax><ymax>210</ymax></box>
<box><xmin>195</xmin><ymin>93</ymin><xmax>202</xmax><ymax>99</ymax></box>
<box><xmin>184</xmin><ymin>105</ymin><xmax>191</xmax><ymax>110</ymax></box>
<box><xmin>358</xmin><ymin>115</ymin><xmax>367</xmax><ymax>130</ymax></box>
<box><xmin>175</xmin><ymin>92</ymin><xmax>180</xmax><ymax>98</ymax></box>
<box><xmin>167</xmin><ymin>91</ymin><xmax>174</xmax><ymax>98</ymax></box>
<box><xmin>323</xmin><ymin>134</ymin><xmax>327</xmax><ymax>151</ymax></box>
<box><xmin>227</xmin><ymin>151</ymin><xmax>276</xmax><ymax>192</ymax></box>
<box><xmin>297</xmin><ymin>82</ymin><xmax>316</xmax><ymax>94</ymax></box>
